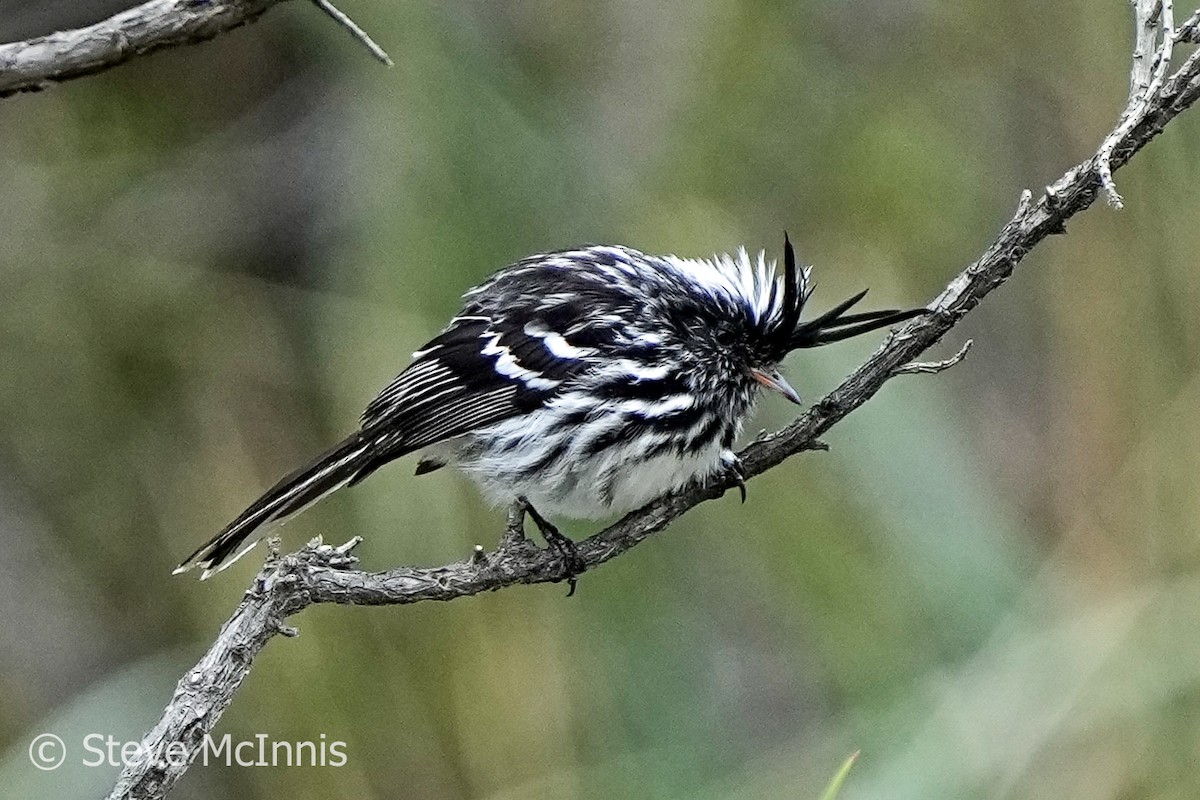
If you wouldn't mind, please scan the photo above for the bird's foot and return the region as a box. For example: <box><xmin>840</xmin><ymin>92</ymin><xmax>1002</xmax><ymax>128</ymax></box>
<box><xmin>721</xmin><ymin>451</ymin><xmax>747</xmax><ymax>503</ymax></box>
<box><xmin>519</xmin><ymin>497</ymin><xmax>583</xmax><ymax>597</ymax></box>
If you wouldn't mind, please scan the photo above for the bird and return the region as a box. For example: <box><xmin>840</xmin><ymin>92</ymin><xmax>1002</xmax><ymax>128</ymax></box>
<box><xmin>175</xmin><ymin>235</ymin><xmax>923</xmax><ymax>580</ymax></box>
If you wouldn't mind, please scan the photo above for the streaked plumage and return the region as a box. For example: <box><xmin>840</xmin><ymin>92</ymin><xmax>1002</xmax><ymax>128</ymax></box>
<box><xmin>176</xmin><ymin>236</ymin><xmax>922</xmax><ymax>578</ymax></box>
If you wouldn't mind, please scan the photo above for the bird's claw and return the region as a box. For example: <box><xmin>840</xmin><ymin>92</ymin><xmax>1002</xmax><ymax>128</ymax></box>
<box><xmin>519</xmin><ymin>497</ymin><xmax>584</xmax><ymax>596</ymax></box>
<box><xmin>724</xmin><ymin>455</ymin><xmax>747</xmax><ymax>503</ymax></box>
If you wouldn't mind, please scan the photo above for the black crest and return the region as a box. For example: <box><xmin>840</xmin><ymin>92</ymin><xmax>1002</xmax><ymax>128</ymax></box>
<box><xmin>763</xmin><ymin>233</ymin><xmax>922</xmax><ymax>359</ymax></box>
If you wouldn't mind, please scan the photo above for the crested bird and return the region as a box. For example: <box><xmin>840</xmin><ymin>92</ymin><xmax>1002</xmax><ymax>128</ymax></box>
<box><xmin>176</xmin><ymin>235</ymin><xmax>922</xmax><ymax>579</ymax></box>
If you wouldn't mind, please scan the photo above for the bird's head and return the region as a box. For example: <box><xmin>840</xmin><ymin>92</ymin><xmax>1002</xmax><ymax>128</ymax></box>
<box><xmin>659</xmin><ymin>234</ymin><xmax>924</xmax><ymax>406</ymax></box>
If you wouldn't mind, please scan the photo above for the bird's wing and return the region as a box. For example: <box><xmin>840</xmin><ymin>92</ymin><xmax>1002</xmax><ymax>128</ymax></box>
<box><xmin>357</xmin><ymin>313</ymin><xmax>592</xmax><ymax>459</ymax></box>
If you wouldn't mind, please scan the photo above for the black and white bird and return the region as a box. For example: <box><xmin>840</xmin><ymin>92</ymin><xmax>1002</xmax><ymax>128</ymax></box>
<box><xmin>176</xmin><ymin>236</ymin><xmax>922</xmax><ymax>579</ymax></box>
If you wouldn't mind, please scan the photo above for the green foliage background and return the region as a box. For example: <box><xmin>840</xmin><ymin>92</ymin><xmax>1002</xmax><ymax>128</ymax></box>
<box><xmin>2</xmin><ymin>2</ymin><xmax>1200</xmax><ymax>798</ymax></box>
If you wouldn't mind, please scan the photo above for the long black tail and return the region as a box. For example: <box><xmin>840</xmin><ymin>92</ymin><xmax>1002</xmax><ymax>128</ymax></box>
<box><xmin>174</xmin><ymin>432</ymin><xmax>374</xmax><ymax>579</ymax></box>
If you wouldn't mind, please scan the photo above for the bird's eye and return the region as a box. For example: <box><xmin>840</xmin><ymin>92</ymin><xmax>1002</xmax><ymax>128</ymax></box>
<box><xmin>713</xmin><ymin>327</ymin><xmax>739</xmax><ymax>349</ymax></box>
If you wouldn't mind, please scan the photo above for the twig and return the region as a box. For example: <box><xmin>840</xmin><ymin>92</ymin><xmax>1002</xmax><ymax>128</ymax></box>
<box><xmin>1130</xmin><ymin>0</ymin><xmax>1167</xmax><ymax>102</ymax></box>
<box><xmin>310</xmin><ymin>0</ymin><xmax>393</xmax><ymax>66</ymax></box>
<box><xmin>894</xmin><ymin>339</ymin><xmax>973</xmax><ymax>375</ymax></box>
<box><xmin>0</xmin><ymin>0</ymin><xmax>390</xmax><ymax>100</ymax></box>
<box><xmin>1098</xmin><ymin>0</ymin><xmax>1175</xmax><ymax>207</ymax></box>
<box><xmin>1176</xmin><ymin>8</ymin><xmax>1200</xmax><ymax>41</ymax></box>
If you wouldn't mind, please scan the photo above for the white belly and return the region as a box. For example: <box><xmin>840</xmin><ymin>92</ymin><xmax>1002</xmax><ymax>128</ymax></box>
<box><xmin>441</xmin><ymin>403</ymin><xmax>735</xmax><ymax>519</ymax></box>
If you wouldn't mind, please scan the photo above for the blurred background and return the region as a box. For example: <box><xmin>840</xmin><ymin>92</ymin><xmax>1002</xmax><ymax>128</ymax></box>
<box><xmin>2</xmin><ymin>1</ymin><xmax>1200</xmax><ymax>798</ymax></box>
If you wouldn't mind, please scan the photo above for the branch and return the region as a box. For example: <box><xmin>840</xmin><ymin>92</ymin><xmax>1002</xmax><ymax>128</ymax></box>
<box><xmin>106</xmin><ymin>9</ymin><xmax>1200</xmax><ymax>799</ymax></box>
<box><xmin>894</xmin><ymin>339</ymin><xmax>973</xmax><ymax>375</ymax></box>
<box><xmin>0</xmin><ymin>0</ymin><xmax>391</xmax><ymax>100</ymax></box>
<box><xmin>310</xmin><ymin>0</ymin><xmax>392</xmax><ymax>66</ymax></box>
<box><xmin>1098</xmin><ymin>0</ymin><xmax>1175</xmax><ymax>207</ymax></box>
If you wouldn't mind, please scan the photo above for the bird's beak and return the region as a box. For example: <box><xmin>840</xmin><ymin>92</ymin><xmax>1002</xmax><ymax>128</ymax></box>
<box><xmin>751</xmin><ymin>368</ymin><xmax>802</xmax><ymax>405</ymax></box>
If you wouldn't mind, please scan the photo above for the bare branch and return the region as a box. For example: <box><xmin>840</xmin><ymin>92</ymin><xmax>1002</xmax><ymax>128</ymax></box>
<box><xmin>894</xmin><ymin>339</ymin><xmax>973</xmax><ymax>375</ymax></box>
<box><xmin>1098</xmin><ymin>0</ymin><xmax>1176</xmax><ymax>207</ymax></box>
<box><xmin>1130</xmin><ymin>0</ymin><xmax>1167</xmax><ymax>103</ymax></box>
<box><xmin>0</xmin><ymin>0</ymin><xmax>391</xmax><ymax>100</ymax></box>
<box><xmin>0</xmin><ymin>0</ymin><xmax>287</xmax><ymax>99</ymax></box>
<box><xmin>1178</xmin><ymin>8</ymin><xmax>1200</xmax><ymax>41</ymax></box>
<box><xmin>310</xmin><ymin>0</ymin><xmax>393</xmax><ymax>66</ymax></box>
<box><xmin>105</xmin><ymin>6</ymin><xmax>1200</xmax><ymax>799</ymax></box>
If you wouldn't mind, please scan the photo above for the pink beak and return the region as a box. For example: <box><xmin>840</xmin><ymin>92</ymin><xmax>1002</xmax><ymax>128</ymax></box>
<box><xmin>751</xmin><ymin>368</ymin><xmax>802</xmax><ymax>405</ymax></box>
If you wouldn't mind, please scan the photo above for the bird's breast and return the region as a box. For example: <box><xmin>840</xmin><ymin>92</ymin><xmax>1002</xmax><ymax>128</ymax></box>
<box><xmin>444</xmin><ymin>388</ymin><xmax>745</xmax><ymax>518</ymax></box>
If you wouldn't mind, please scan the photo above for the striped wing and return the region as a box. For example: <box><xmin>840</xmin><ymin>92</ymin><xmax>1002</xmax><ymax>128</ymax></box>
<box><xmin>354</xmin><ymin>314</ymin><xmax>591</xmax><ymax>470</ymax></box>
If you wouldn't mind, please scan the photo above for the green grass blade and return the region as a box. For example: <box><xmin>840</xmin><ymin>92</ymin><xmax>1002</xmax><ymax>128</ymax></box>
<box><xmin>817</xmin><ymin>751</ymin><xmax>860</xmax><ymax>800</ymax></box>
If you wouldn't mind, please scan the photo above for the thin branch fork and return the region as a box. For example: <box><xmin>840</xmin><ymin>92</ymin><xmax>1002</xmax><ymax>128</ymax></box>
<box><xmin>894</xmin><ymin>339</ymin><xmax>973</xmax><ymax>375</ymax></box>
<box><xmin>1099</xmin><ymin>0</ymin><xmax>1176</xmax><ymax>207</ymax></box>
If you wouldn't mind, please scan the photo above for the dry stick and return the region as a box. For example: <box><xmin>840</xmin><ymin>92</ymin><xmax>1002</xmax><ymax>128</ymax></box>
<box><xmin>894</xmin><ymin>339</ymin><xmax>973</xmax><ymax>375</ymax></box>
<box><xmin>1098</xmin><ymin>0</ymin><xmax>1174</xmax><ymax>207</ymax></box>
<box><xmin>105</xmin><ymin>22</ymin><xmax>1200</xmax><ymax>799</ymax></box>
<box><xmin>1179</xmin><ymin>8</ymin><xmax>1200</xmax><ymax>42</ymax></box>
<box><xmin>0</xmin><ymin>0</ymin><xmax>391</xmax><ymax>99</ymax></box>
<box><xmin>310</xmin><ymin>0</ymin><xmax>393</xmax><ymax>66</ymax></box>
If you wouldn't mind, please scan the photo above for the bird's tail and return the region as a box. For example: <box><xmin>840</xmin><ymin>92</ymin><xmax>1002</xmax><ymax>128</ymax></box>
<box><xmin>174</xmin><ymin>432</ymin><xmax>373</xmax><ymax>579</ymax></box>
